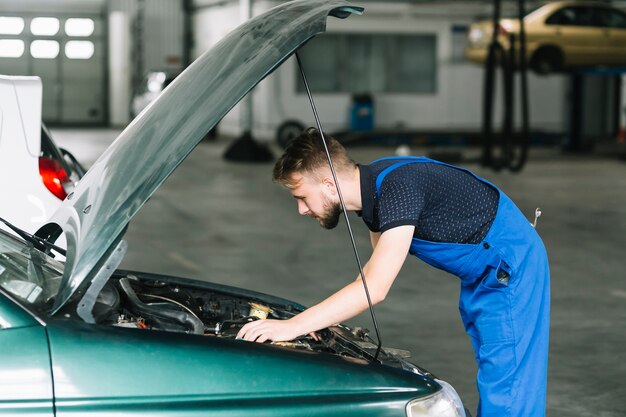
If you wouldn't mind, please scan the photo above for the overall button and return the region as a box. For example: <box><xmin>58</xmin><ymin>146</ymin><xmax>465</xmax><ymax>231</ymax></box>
<box><xmin>483</xmin><ymin>242</ymin><xmax>490</xmax><ymax>249</ymax></box>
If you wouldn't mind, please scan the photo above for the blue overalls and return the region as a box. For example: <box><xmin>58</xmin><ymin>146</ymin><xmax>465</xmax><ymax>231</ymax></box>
<box><xmin>373</xmin><ymin>156</ymin><xmax>550</xmax><ymax>417</ymax></box>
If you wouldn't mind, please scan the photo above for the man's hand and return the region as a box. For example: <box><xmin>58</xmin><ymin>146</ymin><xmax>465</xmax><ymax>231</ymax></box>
<box><xmin>236</xmin><ymin>226</ymin><xmax>414</xmax><ymax>344</ymax></box>
<box><xmin>236</xmin><ymin>318</ymin><xmax>300</xmax><ymax>343</ymax></box>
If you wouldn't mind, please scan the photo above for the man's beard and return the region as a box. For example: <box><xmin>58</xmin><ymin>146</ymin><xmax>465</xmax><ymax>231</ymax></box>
<box><xmin>317</xmin><ymin>197</ymin><xmax>342</xmax><ymax>229</ymax></box>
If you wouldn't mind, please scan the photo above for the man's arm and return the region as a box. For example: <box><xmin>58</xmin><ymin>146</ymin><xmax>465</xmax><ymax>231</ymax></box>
<box><xmin>370</xmin><ymin>231</ymin><xmax>381</xmax><ymax>250</ymax></box>
<box><xmin>236</xmin><ymin>225</ymin><xmax>415</xmax><ymax>343</ymax></box>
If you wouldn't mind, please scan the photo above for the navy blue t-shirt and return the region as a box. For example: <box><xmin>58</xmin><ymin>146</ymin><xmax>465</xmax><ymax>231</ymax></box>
<box><xmin>358</xmin><ymin>160</ymin><xmax>499</xmax><ymax>244</ymax></box>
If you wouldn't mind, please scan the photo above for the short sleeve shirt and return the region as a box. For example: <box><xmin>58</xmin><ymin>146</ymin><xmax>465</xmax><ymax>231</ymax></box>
<box><xmin>358</xmin><ymin>160</ymin><xmax>499</xmax><ymax>244</ymax></box>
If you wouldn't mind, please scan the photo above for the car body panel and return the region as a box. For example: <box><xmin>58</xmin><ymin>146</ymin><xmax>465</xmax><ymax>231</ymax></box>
<box><xmin>0</xmin><ymin>75</ymin><xmax>81</xmax><ymax>245</ymax></box>
<box><xmin>552</xmin><ymin>25</ymin><xmax>606</xmax><ymax>66</ymax></box>
<box><xmin>44</xmin><ymin>0</ymin><xmax>364</xmax><ymax>314</ymax></box>
<box><xmin>6</xmin><ymin>76</ymin><xmax>41</xmax><ymax>158</ymax></box>
<box><xmin>0</xmin><ymin>290</ymin><xmax>42</xmax><ymax>329</ymax></box>
<box><xmin>47</xmin><ymin>319</ymin><xmax>434</xmax><ymax>416</ymax></box>
<box><xmin>0</xmin><ymin>221</ymin><xmax>465</xmax><ymax>416</ymax></box>
<box><xmin>0</xmin><ymin>324</ymin><xmax>54</xmax><ymax>416</ymax></box>
<box><xmin>0</xmin><ymin>77</ymin><xmax>58</xmax><ymax>233</ymax></box>
<box><xmin>610</xmin><ymin>28</ymin><xmax>626</xmax><ymax>62</ymax></box>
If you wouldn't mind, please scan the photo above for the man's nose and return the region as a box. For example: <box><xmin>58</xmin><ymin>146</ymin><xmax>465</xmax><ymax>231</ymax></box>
<box><xmin>297</xmin><ymin>200</ymin><xmax>308</xmax><ymax>215</ymax></box>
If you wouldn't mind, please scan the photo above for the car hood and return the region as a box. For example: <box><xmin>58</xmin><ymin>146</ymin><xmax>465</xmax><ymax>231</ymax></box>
<box><xmin>42</xmin><ymin>0</ymin><xmax>363</xmax><ymax>314</ymax></box>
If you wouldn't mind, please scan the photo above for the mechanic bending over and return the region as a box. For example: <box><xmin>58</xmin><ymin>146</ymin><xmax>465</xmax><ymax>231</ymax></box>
<box><xmin>237</xmin><ymin>127</ymin><xmax>550</xmax><ymax>417</ymax></box>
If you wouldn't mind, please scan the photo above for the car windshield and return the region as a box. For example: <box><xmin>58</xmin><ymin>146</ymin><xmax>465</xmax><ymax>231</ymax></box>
<box><xmin>0</xmin><ymin>231</ymin><xmax>64</xmax><ymax>316</ymax></box>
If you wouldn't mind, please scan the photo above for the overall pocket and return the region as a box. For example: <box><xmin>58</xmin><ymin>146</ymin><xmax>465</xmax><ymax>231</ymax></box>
<box><xmin>480</xmin><ymin>259</ymin><xmax>512</xmax><ymax>290</ymax></box>
<box><xmin>474</xmin><ymin>261</ymin><xmax>515</xmax><ymax>345</ymax></box>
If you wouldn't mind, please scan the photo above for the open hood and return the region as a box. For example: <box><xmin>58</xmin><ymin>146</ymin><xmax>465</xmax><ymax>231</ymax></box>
<box><xmin>42</xmin><ymin>0</ymin><xmax>363</xmax><ymax>314</ymax></box>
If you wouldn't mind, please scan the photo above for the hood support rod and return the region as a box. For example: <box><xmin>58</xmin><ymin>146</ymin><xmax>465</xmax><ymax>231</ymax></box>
<box><xmin>295</xmin><ymin>52</ymin><xmax>383</xmax><ymax>361</ymax></box>
<box><xmin>76</xmin><ymin>240</ymin><xmax>127</xmax><ymax>323</ymax></box>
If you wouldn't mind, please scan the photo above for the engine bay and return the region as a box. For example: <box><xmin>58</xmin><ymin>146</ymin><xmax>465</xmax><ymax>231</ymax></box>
<box><xmin>86</xmin><ymin>272</ymin><xmax>388</xmax><ymax>361</ymax></box>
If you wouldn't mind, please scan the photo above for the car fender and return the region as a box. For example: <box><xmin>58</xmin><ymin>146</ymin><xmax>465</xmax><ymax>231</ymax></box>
<box><xmin>46</xmin><ymin>320</ymin><xmax>439</xmax><ymax>416</ymax></box>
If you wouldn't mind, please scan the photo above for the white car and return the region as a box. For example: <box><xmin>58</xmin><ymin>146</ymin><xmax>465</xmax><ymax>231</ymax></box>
<box><xmin>0</xmin><ymin>75</ymin><xmax>83</xmax><ymax>240</ymax></box>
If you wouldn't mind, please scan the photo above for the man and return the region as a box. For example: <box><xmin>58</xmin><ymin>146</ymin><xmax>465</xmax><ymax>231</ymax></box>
<box><xmin>237</xmin><ymin>128</ymin><xmax>550</xmax><ymax>417</ymax></box>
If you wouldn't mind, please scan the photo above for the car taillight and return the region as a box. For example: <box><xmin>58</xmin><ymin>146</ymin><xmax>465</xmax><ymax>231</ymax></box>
<box><xmin>39</xmin><ymin>156</ymin><xmax>72</xmax><ymax>200</ymax></box>
<box><xmin>497</xmin><ymin>24</ymin><xmax>509</xmax><ymax>37</ymax></box>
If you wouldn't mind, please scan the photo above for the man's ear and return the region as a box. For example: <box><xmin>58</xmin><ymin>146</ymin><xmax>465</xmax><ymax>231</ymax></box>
<box><xmin>321</xmin><ymin>176</ymin><xmax>337</xmax><ymax>195</ymax></box>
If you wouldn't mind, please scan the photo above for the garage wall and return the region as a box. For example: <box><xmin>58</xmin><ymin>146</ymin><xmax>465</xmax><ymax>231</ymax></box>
<box><xmin>109</xmin><ymin>0</ymin><xmax>185</xmax><ymax>73</ymax></box>
<box><xmin>192</xmin><ymin>1</ymin><xmax>260</xmax><ymax>137</ymax></box>
<box><xmin>192</xmin><ymin>2</ymin><xmax>241</xmax><ymax>57</ymax></box>
<box><xmin>194</xmin><ymin>1</ymin><xmax>567</xmax><ymax>140</ymax></box>
<box><xmin>0</xmin><ymin>0</ymin><xmax>107</xmax><ymax>125</ymax></box>
<box><xmin>107</xmin><ymin>0</ymin><xmax>185</xmax><ymax>125</ymax></box>
<box><xmin>0</xmin><ymin>0</ymin><xmax>185</xmax><ymax>126</ymax></box>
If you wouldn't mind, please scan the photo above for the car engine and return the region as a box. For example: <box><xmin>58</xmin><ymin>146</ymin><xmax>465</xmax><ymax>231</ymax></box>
<box><xmin>87</xmin><ymin>272</ymin><xmax>413</xmax><ymax>365</ymax></box>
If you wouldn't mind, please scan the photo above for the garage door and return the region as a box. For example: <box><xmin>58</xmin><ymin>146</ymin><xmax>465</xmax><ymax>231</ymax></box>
<box><xmin>0</xmin><ymin>14</ymin><xmax>105</xmax><ymax>125</ymax></box>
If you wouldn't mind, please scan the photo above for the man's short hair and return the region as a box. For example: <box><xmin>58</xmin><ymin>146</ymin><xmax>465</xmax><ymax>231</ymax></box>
<box><xmin>273</xmin><ymin>127</ymin><xmax>356</xmax><ymax>187</ymax></box>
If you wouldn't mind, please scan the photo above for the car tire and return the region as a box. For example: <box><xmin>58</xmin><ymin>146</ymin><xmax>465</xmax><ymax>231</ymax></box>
<box><xmin>276</xmin><ymin>120</ymin><xmax>305</xmax><ymax>148</ymax></box>
<box><xmin>530</xmin><ymin>47</ymin><xmax>563</xmax><ymax>75</ymax></box>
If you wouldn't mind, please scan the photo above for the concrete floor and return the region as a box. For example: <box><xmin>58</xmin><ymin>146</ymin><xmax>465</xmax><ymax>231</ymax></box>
<box><xmin>53</xmin><ymin>128</ymin><xmax>626</xmax><ymax>417</ymax></box>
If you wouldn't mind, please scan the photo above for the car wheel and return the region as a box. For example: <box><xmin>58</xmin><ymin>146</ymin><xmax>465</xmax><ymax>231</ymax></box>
<box><xmin>530</xmin><ymin>47</ymin><xmax>563</xmax><ymax>75</ymax></box>
<box><xmin>276</xmin><ymin>120</ymin><xmax>305</xmax><ymax>148</ymax></box>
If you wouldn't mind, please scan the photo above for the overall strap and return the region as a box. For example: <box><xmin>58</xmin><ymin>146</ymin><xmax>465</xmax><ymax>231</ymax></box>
<box><xmin>374</xmin><ymin>157</ymin><xmax>430</xmax><ymax>197</ymax></box>
<box><xmin>371</xmin><ymin>156</ymin><xmax>431</xmax><ymax>164</ymax></box>
<box><xmin>372</xmin><ymin>155</ymin><xmax>500</xmax><ymax>195</ymax></box>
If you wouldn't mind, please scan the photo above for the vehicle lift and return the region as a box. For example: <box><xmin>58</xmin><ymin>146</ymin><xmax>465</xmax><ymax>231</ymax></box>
<box><xmin>565</xmin><ymin>66</ymin><xmax>625</xmax><ymax>153</ymax></box>
<box><xmin>481</xmin><ymin>0</ymin><xmax>530</xmax><ymax>172</ymax></box>
<box><xmin>483</xmin><ymin>0</ymin><xmax>625</xmax><ymax>166</ymax></box>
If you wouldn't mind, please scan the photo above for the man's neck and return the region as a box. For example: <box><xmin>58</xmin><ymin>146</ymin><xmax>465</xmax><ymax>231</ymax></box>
<box><xmin>337</xmin><ymin>166</ymin><xmax>362</xmax><ymax>212</ymax></box>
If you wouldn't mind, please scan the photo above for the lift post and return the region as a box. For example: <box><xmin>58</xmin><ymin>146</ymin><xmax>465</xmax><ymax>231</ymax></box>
<box><xmin>564</xmin><ymin>67</ymin><xmax>624</xmax><ymax>153</ymax></box>
<box><xmin>481</xmin><ymin>0</ymin><xmax>530</xmax><ymax>172</ymax></box>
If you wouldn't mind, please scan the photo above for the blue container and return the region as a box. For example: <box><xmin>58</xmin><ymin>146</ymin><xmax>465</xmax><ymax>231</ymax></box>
<box><xmin>350</xmin><ymin>94</ymin><xmax>374</xmax><ymax>131</ymax></box>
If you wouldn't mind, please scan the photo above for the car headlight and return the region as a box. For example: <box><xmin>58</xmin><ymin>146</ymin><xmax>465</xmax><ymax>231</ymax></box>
<box><xmin>468</xmin><ymin>28</ymin><xmax>486</xmax><ymax>47</ymax></box>
<box><xmin>406</xmin><ymin>379</ymin><xmax>466</xmax><ymax>417</ymax></box>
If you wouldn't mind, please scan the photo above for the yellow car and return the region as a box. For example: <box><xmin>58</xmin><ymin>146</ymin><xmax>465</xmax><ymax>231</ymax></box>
<box><xmin>466</xmin><ymin>1</ymin><xmax>626</xmax><ymax>74</ymax></box>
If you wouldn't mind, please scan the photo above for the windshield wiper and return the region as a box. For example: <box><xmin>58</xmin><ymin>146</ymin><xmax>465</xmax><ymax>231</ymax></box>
<box><xmin>0</xmin><ymin>217</ymin><xmax>66</xmax><ymax>257</ymax></box>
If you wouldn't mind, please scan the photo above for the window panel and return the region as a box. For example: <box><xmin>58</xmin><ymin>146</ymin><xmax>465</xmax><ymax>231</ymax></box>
<box><xmin>296</xmin><ymin>35</ymin><xmax>339</xmax><ymax>93</ymax></box>
<box><xmin>65</xmin><ymin>40</ymin><xmax>94</xmax><ymax>59</ymax></box>
<box><xmin>596</xmin><ymin>9</ymin><xmax>626</xmax><ymax>29</ymax></box>
<box><xmin>31</xmin><ymin>17</ymin><xmax>60</xmax><ymax>36</ymax></box>
<box><xmin>368</xmin><ymin>36</ymin><xmax>388</xmax><ymax>93</ymax></box>
<box><xmin>0</xmin><ymin>17</ymin><xmax>24</xmax><ymax>35</ymax></box>
<box><xmin>0</xmin><ymin>39</ymin><xmax>25</xmax><ymax>58</ymax></box>
<box><xmin>573</xmin><ymin>7</ymin><xmax>595</xmax><ymax>27</ymax></box>
<box><xmin>344</xmin><ymin>35</ymin><xmax>374</xmax><ymax>93</ymax></box>
<box><xmin>297</xmin><ymin>33</ymin><xmax>437</xmax><ymax>95</ymax></box>
<box><xmin>451</xmin><ymin>25</ymin><xmax>469</xmax><ymax>63</ymax></box>
<box><xmin>65</xmin><ymin>18</ymin><xmax>95</xmax><ymax>37</ymax></box>
<box><xmin>546</xmin><ymin>8</ymin><xmax>576</xmax><ymax>26</ymax></box>
<box><xmin>389</xmin><ymin>35</ymin><xmax>436</xmax><ymax>93</ymax></box>
<box><xmin>31</xmin><ymin>40</ymin><xmax>60</xmax><ymax>59</ymax></box>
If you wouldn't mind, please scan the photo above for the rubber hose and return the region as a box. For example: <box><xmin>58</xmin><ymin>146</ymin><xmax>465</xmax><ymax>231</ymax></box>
<box><xmin>119</xmin><ymin>277</ymin><xmax>204</xmax><ymax>335</ymax></box>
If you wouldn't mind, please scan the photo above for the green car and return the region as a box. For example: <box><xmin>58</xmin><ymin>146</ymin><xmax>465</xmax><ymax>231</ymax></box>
<box><xmin>0</xmin><ymin>1</ymin><xmax>467</xmax><ymax>416</ymax></box>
